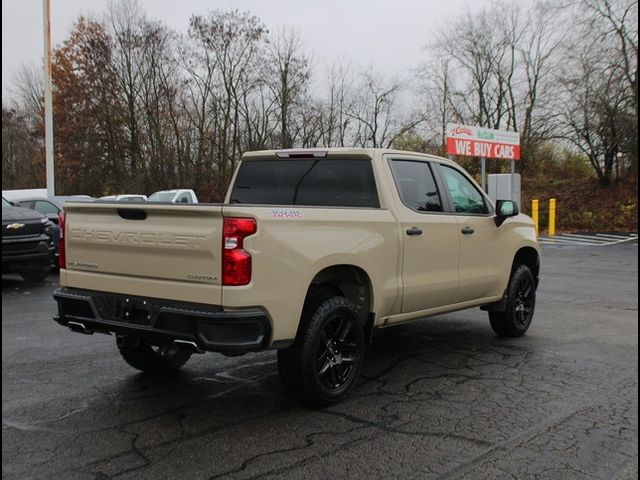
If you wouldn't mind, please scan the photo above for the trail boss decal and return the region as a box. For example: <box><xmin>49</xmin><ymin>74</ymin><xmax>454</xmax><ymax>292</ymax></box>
<box><xmin>272</xmin><ymin>209</ymin><xmax>303</xmax><ymax>219</ymax></box>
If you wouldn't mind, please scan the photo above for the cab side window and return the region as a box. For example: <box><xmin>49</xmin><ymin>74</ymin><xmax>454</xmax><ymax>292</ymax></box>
<box><xmin>177</xmin><ymin>193</ymin><xmax>191</xmax><ymax>203</ymax></box>
<box><xmin>439</xmin><ymin>165</ymin><xmax>489</xmax><ymax>214</ymax></box>
<box><xmin>390</xmin><ymin>160</ymin><xmax>443</xmax><ymax>212</ymax></box>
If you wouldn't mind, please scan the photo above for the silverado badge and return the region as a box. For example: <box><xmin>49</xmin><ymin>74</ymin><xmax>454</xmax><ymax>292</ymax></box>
<box><xmin>6</xmin><ymin>223</ymin><xmax>25</xmax><ymax>230</ymax></box>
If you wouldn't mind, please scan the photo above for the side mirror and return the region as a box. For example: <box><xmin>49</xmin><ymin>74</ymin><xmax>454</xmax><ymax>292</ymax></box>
<box><xmin>46</xmin><ymin>213</ymin><xmax>60</xmax><ymax>225</ymax></box>
<box><xmin>495</xmin><ymin>200</ymin><xmax>519</xmax><ymax>226</ymax></box>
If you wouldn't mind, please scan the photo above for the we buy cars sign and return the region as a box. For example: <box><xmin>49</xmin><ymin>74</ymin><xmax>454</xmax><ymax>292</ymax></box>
<box><xmin>446</xmin><ymin>123</ymin><xmax>520</xmax><ymax>160</ymax></box>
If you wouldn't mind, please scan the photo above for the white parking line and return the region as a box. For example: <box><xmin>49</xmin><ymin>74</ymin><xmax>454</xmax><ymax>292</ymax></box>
<box><xmin>564</xmin><ymin>233</ymin><xmax>618</xmax><ymax>241</ymax></box>
<box><xmin>608</xmin><ymin>236</ymin><xmax>640</xmax><ymax>245</ymax></box>
<box><xmin>539</xmin><ymin>239</ymin><xmax>605</xmax><ymax>246</ymax></box>
<box><xmin>541</xmin><ymin>235</ymin><xmax>607</xmax><ymax>244</ymax></box>
<box><xmin>593</xmin><ymin>233</ymin><xmax>632</xmax><ymax>240</ymax></box>
<box><xmin>539</xmin><ymin>233</ymin><xmax>638</xmax><ymax>247</ymax></box>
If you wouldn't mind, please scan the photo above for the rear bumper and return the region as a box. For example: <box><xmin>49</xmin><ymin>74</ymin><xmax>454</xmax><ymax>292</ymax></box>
<box><xmin>53</xmin><ymin>287</ymin><xmax>271</xmax><ymax>353</ymax></box>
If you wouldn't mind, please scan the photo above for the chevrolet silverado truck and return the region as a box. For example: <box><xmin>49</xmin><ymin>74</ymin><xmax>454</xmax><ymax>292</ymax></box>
<box><xmin>2</xmin><ymin>196</ymin><xmax>56</xmax><ymax>282</ymax></box>
<box><xmin>53</xmin><ymin>149</ymin><xmax>540</xmax><ymax>406</ymax></box>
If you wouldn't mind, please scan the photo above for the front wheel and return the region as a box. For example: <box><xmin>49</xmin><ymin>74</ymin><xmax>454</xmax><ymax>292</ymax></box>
<box><xmin>118</xmin><ymin>340</ymin><xmax>192</xmax><ymax>373</ymax></box>
<box><xmin>489</xmin><ymin>264</ymin><xmax>536</xmax><ymax>337</ymax></box>
<box><xmin>278</xmin><ymin>296</ymin><xmax>365</xmax><ymax>407</ymax></box>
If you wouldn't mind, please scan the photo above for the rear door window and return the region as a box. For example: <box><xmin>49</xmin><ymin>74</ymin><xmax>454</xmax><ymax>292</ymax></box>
<box><xmin>390</xmin><ymin>160</ymin><xmax>444</xmax><ymax>212</ymax></box>
<box><xmin>230</xmin><ymin>159</ymin><xmax>379</xmax><ymax>208</ymax></box>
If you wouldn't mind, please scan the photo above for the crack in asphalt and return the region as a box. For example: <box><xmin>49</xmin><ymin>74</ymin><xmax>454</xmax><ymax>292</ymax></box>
<box><xmin>435</xmin><ymin>374</ymin><xmax>638</xmax><ymax>479</ymax></box>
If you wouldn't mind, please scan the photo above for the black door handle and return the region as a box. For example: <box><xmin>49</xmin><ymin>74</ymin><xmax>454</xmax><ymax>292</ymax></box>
<box><xmin>461</xmin><ymin>226</ymin><xmax>475</xmax><ymax>235</ymax></box>
<box><xmin>406</xmin><ymin>227</ymin><xmax>423</xmax><ymax>236</ymax></box>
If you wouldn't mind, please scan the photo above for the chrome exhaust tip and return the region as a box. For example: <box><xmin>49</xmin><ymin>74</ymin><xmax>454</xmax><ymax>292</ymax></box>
<box><xmin>172</xmin><ymin>339</ymin><xmax>205</xmax><ymax>354</ymax></box>
<box><xmin>68</xmin><ymin>321</ymin><xmax>93</xmax><ymax>335</ymax></box>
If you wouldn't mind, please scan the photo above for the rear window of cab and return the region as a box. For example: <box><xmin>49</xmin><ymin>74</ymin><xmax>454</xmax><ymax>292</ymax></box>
<box><xmin>230</xmin><ymin>159</ymin><xmax>379</xmax><ymax>208</ymax></box>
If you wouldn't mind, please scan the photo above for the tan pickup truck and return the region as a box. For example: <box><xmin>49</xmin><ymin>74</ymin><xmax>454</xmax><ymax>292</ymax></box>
<box><xmin>53</xmin><ymin>148</ymin><xmax>540</xmax><ymax>405</ymax></box>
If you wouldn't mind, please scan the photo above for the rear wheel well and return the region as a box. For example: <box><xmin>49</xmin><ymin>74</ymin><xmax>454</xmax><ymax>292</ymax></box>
<box><xmin>513</xmin><ymin>247</ymin><xmax>540</xmax><ymax>286</ymax></box>
<box><xmin>303</xmin><ymin>265</ymin><xmax>373</xmax><ymax>326</ymax></box>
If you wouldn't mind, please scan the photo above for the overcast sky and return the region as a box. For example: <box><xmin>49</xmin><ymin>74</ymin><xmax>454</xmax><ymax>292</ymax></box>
<box><xmin>2</xmin><ymin>0</ymin><xmax>490</xmax><ymax>95</ymax></box>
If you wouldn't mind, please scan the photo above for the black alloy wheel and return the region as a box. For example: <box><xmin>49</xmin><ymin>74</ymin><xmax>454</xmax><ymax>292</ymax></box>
<box><xmin>489</xmin><ymin>264</ymin><xmax>537</xmax><ymax>337</ymax></box>
<box><xmin>513</xmin><ymin>275</ymin><xmax>534</xmax><ymax>328</ymax></box>
<box><xmin>316</xmin><ymin>313</ymin><xmax>359</xmax><ymax>389</ymax></box>
<box><xmin>278</xmin><ymin>295</ymin><xmax>365</xmax><ymax>407</ymax></box>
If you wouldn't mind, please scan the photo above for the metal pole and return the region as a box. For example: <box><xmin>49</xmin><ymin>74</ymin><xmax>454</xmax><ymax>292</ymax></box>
<box><xmin>532</xmin><ymin>199</ymin><xmax>539</xmax><ymax>236</ymax></box>
<box><xmin>43</xmin><ymin>0</ymin><xmax>55</xmax><ymax>197</ymax></box>
<box><xmin>510</xmin><ymin>159</ymin><xmax>515</xmax><ymax>202</ymax></box>
<box><xmin>481</xmin><ymin>157</ymin><xmax>486</xmax><ymax>191</ymax></box>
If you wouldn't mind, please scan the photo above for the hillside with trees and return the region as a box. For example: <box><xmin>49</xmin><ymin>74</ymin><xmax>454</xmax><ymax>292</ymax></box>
<box><xmin>2</xmin><ymin>0</ymin><xmax>637</xmax><ymax>231</ymax></box>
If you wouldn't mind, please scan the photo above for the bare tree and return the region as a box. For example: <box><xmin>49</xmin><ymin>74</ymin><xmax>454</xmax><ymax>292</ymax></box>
<box><xmin>188</xmin><ymin>10</ymin><xmax>268</xmax><ymax>172</ymax></box>
<box><xmin>136</xmin><ymin>20</ymin><xmax>182</xmax><ymax>191</ymax></box>
<box><xmin>557</xmin><ymin>0</ymin><xmax>637</xmax><ymax>185</ymax></box>
<box><xmin>348</xmin><ymin>70</ymin><xmax>422</xmax><ymax>148</ymax></box>
<box><xmin>422</xmin><ymin>1</ymin><xmax>563</xmax><ymax>171</ymax></box>
<box><xmin>108</xmin><ymin>0</ymin><xmax>145</xmax><ymax>175</ymax></box>
<box><xmin>582</xmin><ymin>0</ymin><xmax>638</xmax><ymax>175</ymax></box>
<box><xmin>2</xmin><ymin>104</ymin><xmax>43</xmax><ymax>188</ymax></box>
<box><xmin>322</xmin><ymin>60</ymin><xmax>355</xmax><ymax>147</ymax></box>
<box><xmin>266</xmin><ymin>27</ymin><xmax>312</xmax><ymax>148</ymax></box>
<box><xmin>419</xmin><ymin>56</ymin><xmax>456</xmax><ymax>155</ymax></box>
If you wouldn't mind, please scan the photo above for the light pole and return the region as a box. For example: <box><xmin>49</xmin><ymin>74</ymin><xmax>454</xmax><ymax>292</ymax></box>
<box><xmin>43</xmin><ymin>0</ymin><xmax>55</xmax><ymax>197</ymax></box>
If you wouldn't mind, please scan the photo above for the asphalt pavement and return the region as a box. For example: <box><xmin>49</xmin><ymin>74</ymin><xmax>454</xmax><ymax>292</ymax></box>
<box><xmin>2</xmin><ymin>240</ymin><xmax>638</xmax><ymax>479</ymax></box>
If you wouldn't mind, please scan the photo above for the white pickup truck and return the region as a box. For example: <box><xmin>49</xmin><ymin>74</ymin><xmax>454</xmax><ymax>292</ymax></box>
<box><xmin>53</xmin><ymin>148</ymin><xmax>540</xmax><ymax>405</ymax></box>
<box><xmin>147</xmin><ymin>189</ymin><xmax>198</xmax><ymax>204</ymax></box>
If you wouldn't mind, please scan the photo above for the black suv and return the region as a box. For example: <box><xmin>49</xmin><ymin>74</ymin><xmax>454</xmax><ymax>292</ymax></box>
<box><xmin>2</xmin><ymin>197</ymin><xmax>56</xmax><ymax>282</ymax></box>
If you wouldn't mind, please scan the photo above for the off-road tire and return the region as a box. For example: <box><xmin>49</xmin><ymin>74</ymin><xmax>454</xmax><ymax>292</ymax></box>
<box><xmin>278</xmin><ymin>295</ymin><xmax>365</xmax><ymax>407</ymax></box>
<box><xmin>489</xmin><ymin>264</ymin><xmax>536</xmax><ymax>337</ymax></box>
<box><xmin>20</xmin><ymin>268</ymin><xmax>50</xmax><ymax>283</ymax></box>
<box><xmin>118</xmin><ymin>341</ymin><xmax>192</xmax><ymax>373</ymax></box>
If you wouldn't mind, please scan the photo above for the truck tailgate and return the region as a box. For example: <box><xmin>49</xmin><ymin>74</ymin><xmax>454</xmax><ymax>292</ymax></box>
<box><xmin>62</xmin><ymin>202</ymin><xmax>223</xmax><ymax>304</ymax></box>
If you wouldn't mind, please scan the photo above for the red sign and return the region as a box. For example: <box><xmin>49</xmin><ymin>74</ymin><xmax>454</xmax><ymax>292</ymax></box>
<box><xmin>446</xmin><ymin>123</ymin><xmax>520</xmax><ymax>160</ymax></box>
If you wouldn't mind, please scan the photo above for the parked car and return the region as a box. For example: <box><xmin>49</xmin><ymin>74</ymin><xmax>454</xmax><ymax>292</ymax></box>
<box><xmin>2</xmin><ymin>189</ymin><xmax>48</xmax><ymax>201</ymax></box>
<box><xmin>13</xmin><ymin>196</ymin><xmax>63</xmax><ymax>220</ymax></box>
<box><xmin>52</xmin><ymin>195</ymin><xmax>95</xmax><ymax>204</ymax></box>
<box><xmin>2</xmin><ymin>196</ymin><xmax>56</xmax><ymax>282</ymax></box>
<box><xmin>99</xmin><ymin>194</ymin><xmax>147</xmax><ymax>202</ymax></box>
<box><xmin>53</xmin><ymin>148</ymin><xmax>540</xmax><ymax>406</ymax></box>
<box><xmin>12</xmin><ymin>196</ymin><xmax>93</xmax><ymax>264</ymax></box>
<box><xmin>12</xmin><ymin>197</ymin><xmax>63</xmax><ymax>262</ymax></box>
<box><xmin>147</xmin><ymin>189</ymin><xmax>198</xmax><ymax>204</ymax></box>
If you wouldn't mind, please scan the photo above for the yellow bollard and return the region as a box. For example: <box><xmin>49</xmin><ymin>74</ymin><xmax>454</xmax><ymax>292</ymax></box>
<box><xmin>532</xmin><ymin>199</ymin><xmax>539</xmax><ymax>236</ymax></box>
<box><xmin>548</xmin><ymin>198</ymin><xmax>556</xmax><ymax>236</ymax></box>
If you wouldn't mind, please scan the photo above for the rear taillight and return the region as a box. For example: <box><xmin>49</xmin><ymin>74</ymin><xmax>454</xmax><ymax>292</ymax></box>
<box><xmin>58</xmin><ymin>211</ymin><xmax>66</xmax><ymax>269</ymax></box>
<box><xmin>222</xmin><ymin>217</ymin><xmax>256</xmax><ymax>286</ymax></box>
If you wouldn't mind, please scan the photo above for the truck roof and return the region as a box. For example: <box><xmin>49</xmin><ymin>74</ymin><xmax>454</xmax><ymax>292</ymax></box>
<box><xmin>241</xmin><ymin>148</ymin><xmax>458</xmax><ymax>167</ymax></box>
<box><xmin>151</xmin><ymin>189</ymin><xmax>195</xmax><ymax>194</ymax></box>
